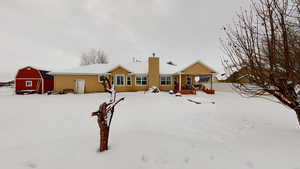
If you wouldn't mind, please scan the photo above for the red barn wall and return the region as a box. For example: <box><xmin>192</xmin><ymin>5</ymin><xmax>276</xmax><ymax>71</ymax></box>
<box><xmin>44</xmin><ymin>79</ymin><xmax>54</xmax><ymax>92</ymax></box>
<box><xmin>15</xmin><ymin>79</ymin><xmax>42</xmax><ymax>93</ymax></box>
<box><xmin>15</xmin><ymin>67</ymin><xmax>42</xmax><ymax>93</ymax></box>
<box><xmin>15</xmin><ymin>67</ymin><xmax>54</xmax><ymax>94</ymax></box>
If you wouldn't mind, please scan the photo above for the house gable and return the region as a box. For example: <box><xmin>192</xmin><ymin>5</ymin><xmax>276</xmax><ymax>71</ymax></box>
<box><xmin>182</xmin><ymin>61</ymin><xmax>215</xmax><ymax>75</ymax></box>
<box><xmin>109</xmin><ymin>65</ymin><xmax>130</xmax><ymax>74</ymax></box>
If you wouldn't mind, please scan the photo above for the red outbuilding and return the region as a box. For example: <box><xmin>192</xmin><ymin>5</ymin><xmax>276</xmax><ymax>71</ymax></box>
<box><xmin>15</xmin><ymin>66</ymin><xmax>54</xmax><ymax>94</ymax></box>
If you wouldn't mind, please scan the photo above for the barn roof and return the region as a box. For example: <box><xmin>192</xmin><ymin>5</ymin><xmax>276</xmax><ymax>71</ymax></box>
<box><xmin>39</xmin><ymin>70</ymin><xmax>53</xmax><ymax>80</ymax></box>
<box><xmin>17</xmin><ymin>66</ymin><xmax>54</xmax><ymax>79</ymax></box>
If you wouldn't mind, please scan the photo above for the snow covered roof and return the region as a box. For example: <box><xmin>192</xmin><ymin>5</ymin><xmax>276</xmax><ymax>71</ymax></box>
<box><xmin>50</xmin><ymin>59</ymin><xmax>216</xmax><ymax>75</ymax></box>
<box><xmin>50</xmin><ymin>62</ymin><xmax>148</xmax><ymax>75</ymax></box>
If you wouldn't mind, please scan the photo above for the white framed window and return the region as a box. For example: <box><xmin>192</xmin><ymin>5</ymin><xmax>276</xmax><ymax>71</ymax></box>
<box><xmin>136</xmin><ymin>75</ymin><xmax>147</xmax><ymax>86</ymax></box>
<box><xmin>127</xmin><ymin>76</ymin><xmax>132</xmax><ymax>86</ymax></box>
<box><xmin>187</xmin><ymin>77</ymin><xmax>192</xmax><ymax>85</ymax></box>
<box><xmin>115</xmin><ymin>74</ymin><xmax>125</xmax><ymax>86</ymax></box>
<box><xmin>160</xmin><ymin>76</ymin><xmax>172</xmax><ymax>86</ymax></box>
<box><xmin>25</xmin><ymin>81</ymin><xmax>32</xmax><ymax>87</ymax></box>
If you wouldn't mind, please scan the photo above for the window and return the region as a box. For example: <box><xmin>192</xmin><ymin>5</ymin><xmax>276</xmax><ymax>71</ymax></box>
<box><xmin>187</xmin><ymin>77</ymin><xmax>192</xmax><ymax>85</ymax></box>
<box><xmin>199</xmin><ymin>75</ymin><xmax>210</xmax><ymax>82</ymax></box>
<box><xmin>115</xmin><ymin>75</ymin><xmax>125</xmax><ymax>86</ymax></box>
<box><xmin>160</xmin><ymin>76</ymin><xmax>172</xmax><ymax>85</ymax></box>
<box><xmin>127</xmin><ymin>76</ymin><xmax>132</xmax><ymax>86</ymax></box>
<box><xmin>25</xmin><ymin>81</ymin><xmax>32</xmax><ymax>87</ymax></box>
<box><xmin>136</xmin><ymin>75</ymin><xmax>147</xmax><ymax>86</ymax></box>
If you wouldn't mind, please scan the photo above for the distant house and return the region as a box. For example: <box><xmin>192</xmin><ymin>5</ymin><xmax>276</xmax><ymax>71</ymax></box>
<box><xmin>0</xmin><ymin>73</ymin><xmax>14</xmax><ymax>87</ymax></box>
<box><xmin>50</xmin><ymin>55</ymin><xmax>217</xmax><ymax>94</ymax></box>
<box><xmin>15</xmin><ymin>66</ymin><xmax>54</xmax><ymax>94</ymax></box>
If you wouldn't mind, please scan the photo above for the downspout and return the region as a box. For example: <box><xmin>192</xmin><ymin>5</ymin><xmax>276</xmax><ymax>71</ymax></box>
<box><xmin>179</xmin><ymin>73</ymin><xmax>182</xmax><ymax>92</ymax></box>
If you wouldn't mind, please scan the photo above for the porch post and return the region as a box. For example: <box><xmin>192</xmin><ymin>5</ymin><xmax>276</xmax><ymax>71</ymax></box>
<box><xmin>179</xmin><ymin>73</ymin><xmax>182</xmax><ymax>92</ymax></box>
<box><xmin>210</xmin><ymin>74</ymin><xmax>213</xmax><ymax>90</ymax></box>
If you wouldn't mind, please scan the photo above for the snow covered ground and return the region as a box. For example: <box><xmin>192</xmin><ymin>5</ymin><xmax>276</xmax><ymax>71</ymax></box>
<box><xmin>0</xmin><ymin>86</ymin><xmax>300</xmax><ymax>169</ymax></box>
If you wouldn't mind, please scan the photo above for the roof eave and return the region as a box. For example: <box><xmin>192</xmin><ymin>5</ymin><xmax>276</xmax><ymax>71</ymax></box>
<box><xmin>49</xmin><ymin>72</ymin><xmax>101</xmax><ymax>75</ymax></box>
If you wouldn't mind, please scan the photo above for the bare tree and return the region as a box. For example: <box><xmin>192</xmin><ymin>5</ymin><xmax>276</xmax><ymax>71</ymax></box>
<box><xmin>80</xmin><ymin>48</ymin><xmax>108</xmax><ymax>65</ymax></box>
<box><xmin>222</xmin><ymin>0</ymin><xmax>300</xmax><ymax>125</ymax></box>
<box><xmin>91</xmin><ymin>76</ymin><xmax>124</xmax><ymax>152</ymax></box>
<box><xmin>80</xmin><ymin>53</ymin><xmax>90</xmax><ymax>66</ymax></box>
<box><xmin>96</xmin><ymin>49</ymin><xmax>108</xmax><ymax>64</ymax></box>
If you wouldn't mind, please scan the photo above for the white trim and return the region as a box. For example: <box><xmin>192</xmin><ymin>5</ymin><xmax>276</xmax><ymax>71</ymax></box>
<box><xmin>75</xmin><ymin>79</ymin><xmax>86</xmax><ymax>94</ymax></box>
<box><xmin>16</xmin><ymin>78</ymin><xmax>42</xmax><ymax>80</ymax></box>
<box><xmin>25</xmin><ymin>81</ymin><xmax>33</xmax><ymax>87</ymax></box>
<box><xmin>135</xmin><ymin>75</ymin><xmax>148</xmax><ymax>86</ymax></box>
<box><xmin>114</xmin><ymin>74</ymin><xmax>125</xmax><ymax>86</ymax></box>
<box><xmin>126</xmin><ymin>75</ymin><xmax>132</xmax><ymax>86</ymax></box>
<box><xmin>42</xmin><ymin>79</ymin><xmax>44</xmax><ymax>93</ymax></box>
<box><xmin>36</xmin><ymin>68</ymin><xmax>44</xmax><ymax>79</ymax></box>
<box><xmin>107</xmin><ymin>65</ymin><xmax>132</xmax><ymax>73</ymax></box>
<box><xmin>160</xmin><ymin>75</ymin><xmax>172</xmax><ymax>86</ymax></box>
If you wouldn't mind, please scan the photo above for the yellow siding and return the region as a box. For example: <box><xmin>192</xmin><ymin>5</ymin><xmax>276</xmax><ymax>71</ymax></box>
<box><xmin>53</xmin><ymin>60</ymin><xmax>215</xmax><ymax>93</ymax></box>
<box><xmin>159</xmin><ymin>85</ymin><xmax>173</xmax><ymax>91</ymax></box>
<box><xmin>54</xmin><ymin>75</ymin><xmax>105</xmax><ymax>93</ymax></box>
<box><xmin>183</xmin><ymin>62</ymin><xmax>214</xmax><ymax>75</ymax></box>
<box><xmin>132</xmin><ymin>74</ymin><xmax>149</xmax><ymax>91</ymax></box>
<box><xmin>54</xmin><ymin>66</ymin><xmax>150</xmax><ymax>93</ymax></box>
<box><xmin>111</xmin><ymin>66</ymin><xmax>131</xmax><ymax>92</ymax></box>
<box><xmin>148</xmin><ymin>57</ymin><xmax>160</xmax><ymax>87</ymax></box>
<box><xmin>110</xmin><ymin>66</ymin><xmax>149</xmax><ymax>92</ymax></box>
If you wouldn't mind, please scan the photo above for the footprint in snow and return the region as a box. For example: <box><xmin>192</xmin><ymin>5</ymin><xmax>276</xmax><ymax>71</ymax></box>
<box><xmin>155</xmin><ymin>159</ymin><xmax>168</xmax><ymax>165</ymax></box>
<box><xmin>24</xmin><ymin>161</ymin><xmax>37</xmax><ymax>168</ymax></box>
<box><xmin>184</xmin><ymin>157</ymin><xmax>190</xmax><ymax>164</ymax></box>
<box><xmin>141</xmin><ymin>154</ymin><xmax>149</xmax><ymax>163</ymax></box>
<box><xmin>245</xmin><ymin>161</ymin><xmax>254</xmax><ymax>168</ymax></box>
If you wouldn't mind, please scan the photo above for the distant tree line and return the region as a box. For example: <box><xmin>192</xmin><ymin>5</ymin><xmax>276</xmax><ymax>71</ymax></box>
<box><xmin>80</xmin><ymin>48</ymin><xmax>108</xmax><ymax>65</ymax></box>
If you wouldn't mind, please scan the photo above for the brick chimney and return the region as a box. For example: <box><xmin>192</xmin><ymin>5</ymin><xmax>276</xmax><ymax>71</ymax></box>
<box><xmin>148</xmin><ymin>53</ymin><xmax>160</xmax><ymax>87</ymax></box>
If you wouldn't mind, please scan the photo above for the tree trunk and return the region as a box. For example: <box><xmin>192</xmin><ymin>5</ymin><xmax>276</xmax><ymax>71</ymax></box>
<box><xmin>295</xmin><ymin>108</ymin><xmax>300</xmax><ymax>126</ymax></box>
<box><xmin>99</xmin><ymin>125</ymin><xmax>110</xmax><ymax>152</ymax></box>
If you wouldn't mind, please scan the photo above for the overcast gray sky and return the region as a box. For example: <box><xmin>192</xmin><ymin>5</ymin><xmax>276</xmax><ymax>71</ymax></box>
<box><xmin>0</xmin><ymin>0</ymin><xmax>248</xmax><ymax>79</ymax></box>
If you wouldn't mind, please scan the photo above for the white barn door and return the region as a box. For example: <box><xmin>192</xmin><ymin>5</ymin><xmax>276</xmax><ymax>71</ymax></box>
<box><xmin>75</xmin><ymin>80</ymin><xmax>85</xmax><ymax>94</ymax></box>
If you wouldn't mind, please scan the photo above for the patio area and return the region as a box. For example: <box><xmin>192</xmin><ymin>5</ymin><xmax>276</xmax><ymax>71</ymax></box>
<box><xmin>173</xmin><ymin>74</ymin><xmax>215</xmax><ymax>94</ymax></box>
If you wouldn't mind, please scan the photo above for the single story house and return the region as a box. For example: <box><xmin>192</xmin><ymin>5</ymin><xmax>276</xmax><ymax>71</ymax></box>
<box><xmin>15</xmin><ymin>66</ymin><xmax>54</xmax><ymax>94</ymax></box>
<box><xmin>50</xmin><ymin>55</ymin><xmax>217</xmax><ymax>94</ymax></box>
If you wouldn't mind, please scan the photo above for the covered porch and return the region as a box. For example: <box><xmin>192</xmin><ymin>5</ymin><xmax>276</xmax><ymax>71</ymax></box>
<box><xmin>173</xmin><ymin>73</ymin><xmax>215</xmax><ymax>94</ymax></box>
